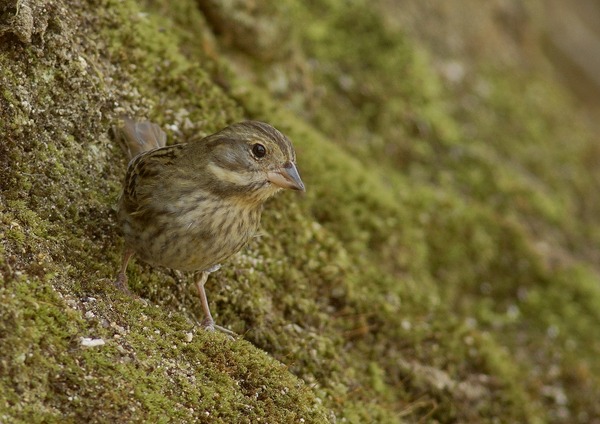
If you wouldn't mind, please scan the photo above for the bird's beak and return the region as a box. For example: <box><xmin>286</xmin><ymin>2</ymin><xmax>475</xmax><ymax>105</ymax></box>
<box><xmin>267</xmin><ymin>162</ymin><xmax>305</xmax><ymax>191</ymax></box>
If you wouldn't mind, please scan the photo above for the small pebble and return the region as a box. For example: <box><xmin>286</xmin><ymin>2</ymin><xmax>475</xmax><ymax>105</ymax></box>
<box><xmin>80</xmin><ymin>337</ymin><xmax>105</xmax><ymax>347</ymax></box>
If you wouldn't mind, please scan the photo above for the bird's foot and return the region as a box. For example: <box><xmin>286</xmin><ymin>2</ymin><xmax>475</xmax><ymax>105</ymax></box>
<box><xmin>201</xmin><ymin>317</ymin><xmax>237</xmax><ymax>338</ymax></box>
<box><xmin>114</xmin><ymin>272</ymin><xmax>133</xmax><ymax>295</ymax></box>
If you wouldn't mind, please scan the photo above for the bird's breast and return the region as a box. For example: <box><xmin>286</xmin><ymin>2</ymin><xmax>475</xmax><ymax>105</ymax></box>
<box><xmin>127</xmin><ymin>196</ymin><xmax>263</xmax><ymax>272</ymax></box>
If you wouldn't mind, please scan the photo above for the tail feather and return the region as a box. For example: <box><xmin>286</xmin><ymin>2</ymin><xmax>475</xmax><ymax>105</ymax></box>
<box><xmin>116</xmin><ymin>117</ymin><xmax>167</xmax><ymax>159</ymax></box>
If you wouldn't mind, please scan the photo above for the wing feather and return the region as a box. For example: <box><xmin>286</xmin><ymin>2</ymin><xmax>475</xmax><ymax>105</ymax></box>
<box><xmin>122</xmin><ymin>144</ymin><xmax>186</xmax><ymax>208</ymax></box>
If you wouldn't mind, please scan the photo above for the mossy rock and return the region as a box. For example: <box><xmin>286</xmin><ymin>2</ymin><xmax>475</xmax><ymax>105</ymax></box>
<box><xmin>1</xmin><ymin>0</ymin><xmax>600</xmax><ymax>422</ymax></box>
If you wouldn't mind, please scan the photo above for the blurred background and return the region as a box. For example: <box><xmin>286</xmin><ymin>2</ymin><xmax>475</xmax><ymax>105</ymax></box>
<box><xmin>383</xmin><ymin>0</ymin><xmax>600</xmax><ymax>113</ymax></box>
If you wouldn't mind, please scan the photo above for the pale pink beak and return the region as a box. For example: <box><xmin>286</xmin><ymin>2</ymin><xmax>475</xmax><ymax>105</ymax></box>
<box><xmin>267</xmin><ymin>162</ymin><xmax>305</xmax><ymax>191</ymax></box>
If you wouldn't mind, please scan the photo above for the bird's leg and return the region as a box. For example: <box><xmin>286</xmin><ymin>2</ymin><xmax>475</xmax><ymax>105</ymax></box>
<box><xmin>195</xmin><ymin>271</ymin><xmax>214</xmax><ymax>330</ymax></box>
<box><xmin>114</xmin><ymin>249</ymin><xmax>134</xmax><ymax>294</ymax></box>
<box><xmin>195</xmin><ymin>269</ymin><xmax>237</xmax><ymax>337</ymax></box>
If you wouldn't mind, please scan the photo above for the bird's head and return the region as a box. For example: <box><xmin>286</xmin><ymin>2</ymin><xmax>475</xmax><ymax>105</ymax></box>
<box><xmin>192</xmin><ymin>121</ymin><xmax>305</xmax><ymax>204</ymax></box>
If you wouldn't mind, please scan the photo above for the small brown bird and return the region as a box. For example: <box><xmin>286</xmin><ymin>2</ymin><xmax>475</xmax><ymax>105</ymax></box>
<box><xmin>114</xmin><ymin>118</ymin><xmax>305</xmax><ymax>332</ymax></box>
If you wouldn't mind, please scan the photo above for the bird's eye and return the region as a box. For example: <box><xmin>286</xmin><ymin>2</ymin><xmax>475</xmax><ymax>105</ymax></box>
<box><xmin>252</xmin><ymin>143</ymin><xmax>266</xmax><ymax>158</ymax></box>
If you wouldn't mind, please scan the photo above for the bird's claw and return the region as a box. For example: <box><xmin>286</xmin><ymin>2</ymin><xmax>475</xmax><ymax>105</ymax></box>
<box><xmin>114</xmin><ymin>273</ymin><xmax>133</xmax><ymax>295</ymax></box>
<box><xmin>201</xmin><ymin>317</ymin><xmax>237</xmax><ymax>339</ymax></box>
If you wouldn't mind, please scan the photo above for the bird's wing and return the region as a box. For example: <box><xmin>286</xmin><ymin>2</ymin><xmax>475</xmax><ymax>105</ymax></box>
<box><xmin>123</xmin><ymin>144</ymin><xmax>187</xmax><ymax>210</ymax></box>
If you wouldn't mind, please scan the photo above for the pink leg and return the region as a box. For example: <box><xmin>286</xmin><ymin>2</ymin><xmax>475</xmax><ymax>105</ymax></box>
<box><xmin>195</xmin><ymin>271</ymin><xmax>215</xmax><ymax>330</ymax></box>
<box><xmin>115</xmin><ymin>249</ymin><xmax>134</xmax><ymax>294</ymax></box>
<box><xmin>195</xmin><ymin>271</ymin><xmax>236</xmax><ymax>336</ymax></box>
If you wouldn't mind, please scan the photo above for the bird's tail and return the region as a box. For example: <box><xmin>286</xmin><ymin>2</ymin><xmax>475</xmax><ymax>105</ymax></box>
<box><xmin>115</xmin><ymin>117</ymin><xmax>167</xmax><ymax>159</ymax></box>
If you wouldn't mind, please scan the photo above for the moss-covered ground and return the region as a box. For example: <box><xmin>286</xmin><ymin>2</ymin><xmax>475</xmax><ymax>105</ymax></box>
<box><xmin>1</xmin><ymin>0</ymin><xmax>600</xmax><ymax>422</ymax></box>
